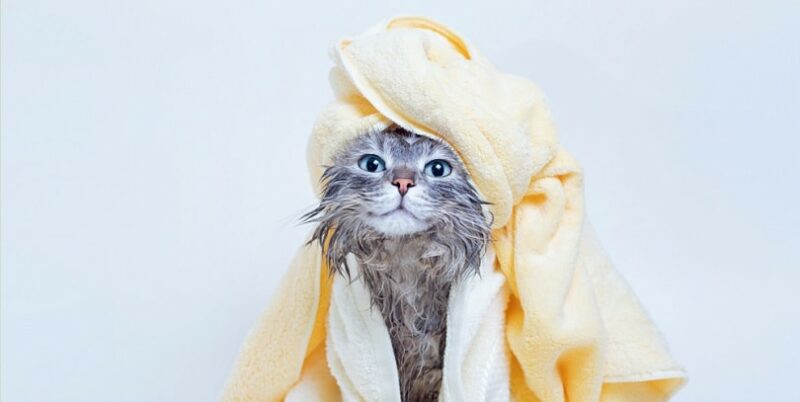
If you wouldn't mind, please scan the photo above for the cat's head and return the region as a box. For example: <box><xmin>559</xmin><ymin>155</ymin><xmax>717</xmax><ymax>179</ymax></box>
<box><xmin>302</xmin><ymin>126</ymin><xmax>491</xmax><ymax>274</ymax></box>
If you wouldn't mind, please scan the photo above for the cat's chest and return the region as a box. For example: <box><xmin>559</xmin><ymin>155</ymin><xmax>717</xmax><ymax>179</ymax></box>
<box><xmin>358</xmin><ymin>239</ymin><xmax>455</xmax><ymax>322</ymax></box>
<box><xmin>357</xmin><ymin>240</ymin><xmax>455</xmax><ymax>401</ymax></box>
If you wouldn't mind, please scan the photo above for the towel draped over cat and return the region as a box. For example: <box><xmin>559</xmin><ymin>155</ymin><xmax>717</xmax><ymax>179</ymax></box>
<box><xmin>222</xmin><ymin>16</ymin><xmax>687</xmax><ymax>402</ymax></box>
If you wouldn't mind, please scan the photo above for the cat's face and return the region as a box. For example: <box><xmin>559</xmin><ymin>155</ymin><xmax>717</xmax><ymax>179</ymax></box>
<box><xmin>303</xmin><ymin>126</ymin><xmax>490</xmax><ymax>276</ymax></box>
<box><xmin>307</xmin><ymin>127</ymin><xmax>487</xmax><ymax>237</ymax></box>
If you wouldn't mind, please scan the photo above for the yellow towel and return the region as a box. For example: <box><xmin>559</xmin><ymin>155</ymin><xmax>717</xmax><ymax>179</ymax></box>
<box><xmin>222</xmin><ymin>16</ymin><xmax>687</xmax><ymax>402</ymax></box>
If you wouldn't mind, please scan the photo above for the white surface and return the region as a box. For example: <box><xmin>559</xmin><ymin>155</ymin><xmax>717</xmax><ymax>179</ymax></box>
<box><xmin>2</xmin><ymin>1</ymin><xmax>798</xmax><ymax>401</ymax></box>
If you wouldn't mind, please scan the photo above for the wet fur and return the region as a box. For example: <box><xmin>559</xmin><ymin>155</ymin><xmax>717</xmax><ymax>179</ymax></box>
<box><xmin>303</xmin><ymin>127</ymin><xmax>491</xmax><ymax>401</ymax></box>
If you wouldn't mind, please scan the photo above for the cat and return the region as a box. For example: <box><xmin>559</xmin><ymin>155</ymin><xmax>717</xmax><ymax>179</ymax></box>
<box><xmin>302</xmin><ymin>125</ymin><xmax>491</xmax><ymax>402</ymax></box>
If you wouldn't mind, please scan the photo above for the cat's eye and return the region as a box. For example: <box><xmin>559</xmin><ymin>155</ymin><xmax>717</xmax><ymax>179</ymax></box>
<box><xmin>424</xmin><ymin>159</ymin><xmax>452</xmax><ymax>177</ymax></box>
<box><xmin>358</xmin><ymin>154</ymin><xmax>386</xmax><ymax>173</ymax></box>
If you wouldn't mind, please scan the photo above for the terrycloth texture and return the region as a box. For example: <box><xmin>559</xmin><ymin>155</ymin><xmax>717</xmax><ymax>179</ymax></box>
<box><xmin>222</xmin><ymin>16</ymin><xmax>686</xmax><ymax>402</ymax></box>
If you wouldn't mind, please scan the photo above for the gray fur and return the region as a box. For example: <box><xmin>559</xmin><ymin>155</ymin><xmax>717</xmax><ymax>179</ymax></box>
<box><xmin>302</xmin><ymin>126</ymin><xmax>491</xmax><ymax>401</ymax></box>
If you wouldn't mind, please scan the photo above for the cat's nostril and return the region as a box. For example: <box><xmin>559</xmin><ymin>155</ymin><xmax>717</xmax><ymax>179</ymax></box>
<box><xmin>392</xmin><ymin>178</ymin><xmax>415</xmax><ymax>195</ymax></box>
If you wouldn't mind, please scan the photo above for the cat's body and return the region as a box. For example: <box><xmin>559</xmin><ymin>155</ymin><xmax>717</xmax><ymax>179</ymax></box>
<box><xmin>359</xmin><ymin>235</ymin><xmax>453</xmax><ymax>401</ymax></box>
<box><xmin>304</xmin><ymin>126</ymin><xmax>490</xmax><ymax>402</ymax></box>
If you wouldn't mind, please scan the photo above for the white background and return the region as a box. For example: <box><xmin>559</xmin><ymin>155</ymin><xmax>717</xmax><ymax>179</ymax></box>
<box><xmin>2</xmin><ymin>1</ymin><xmax>798</xmax><ymax>401</ymax></box>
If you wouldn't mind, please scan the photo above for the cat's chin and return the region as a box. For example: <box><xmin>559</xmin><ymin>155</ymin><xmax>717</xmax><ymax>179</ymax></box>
<box><xmin>365</xmin><ymin>209</ymin><xmax>431</xmax><ymax>236</ymax></box>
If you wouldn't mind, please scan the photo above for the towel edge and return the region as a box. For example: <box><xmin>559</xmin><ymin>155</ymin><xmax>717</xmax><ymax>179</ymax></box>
<box><xmin>603</xmin><ymin>369</ymin><xmax>688</xmax><ymax>384</ymax></box>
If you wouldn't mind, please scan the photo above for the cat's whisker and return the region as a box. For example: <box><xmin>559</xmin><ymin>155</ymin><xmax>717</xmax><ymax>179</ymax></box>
<box><xmin>299</xmin><ymin>127</ymin><xmax>491</xmax><ymax>400</ymax></box>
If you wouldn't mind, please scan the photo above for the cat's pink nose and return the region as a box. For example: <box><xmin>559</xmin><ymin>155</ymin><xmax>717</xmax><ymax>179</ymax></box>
<box><xmin>392</xmin><ymin>178</ymin><xmax>415</xmax><ymax>195</ymax></box>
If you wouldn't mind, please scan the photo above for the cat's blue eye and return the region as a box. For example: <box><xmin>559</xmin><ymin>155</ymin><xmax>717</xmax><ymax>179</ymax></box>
<box><xmin>424</xmin><ymin>159</ymin><xmax>452</xmax><ymax>178</ymax></box>
<box><xmin>358</xmin><ymin>154</ymin><xmax>386</xmax><ymax>173</ymax></box>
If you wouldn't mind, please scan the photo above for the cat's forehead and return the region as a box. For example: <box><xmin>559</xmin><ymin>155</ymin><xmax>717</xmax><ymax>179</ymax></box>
<box><xmin>382</xmin><ymin>131</ymin><xmax>435</xmax><ymax>150</ymax></box>
<box><xmin>346</xmin><ymin>129</ymin><xmax>454</xmax><ymax>159</ymax></box>
<box><xmin>398</xmin><ymin>133</ymin><xmax>425</xmax><ymax>145</ymax></box>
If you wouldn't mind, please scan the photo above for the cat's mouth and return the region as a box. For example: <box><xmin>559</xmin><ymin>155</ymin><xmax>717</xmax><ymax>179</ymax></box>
<box><xmin>374</xmin><ymin>205</ymin><xmax>422</xmax><ymax>221</ymax></box>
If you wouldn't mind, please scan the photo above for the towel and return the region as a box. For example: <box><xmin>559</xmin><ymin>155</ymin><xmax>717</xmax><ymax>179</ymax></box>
<box><xmin>222</xmin><ymin>16</ymin><xmax>687</xmax><ymax>402</ymax></box>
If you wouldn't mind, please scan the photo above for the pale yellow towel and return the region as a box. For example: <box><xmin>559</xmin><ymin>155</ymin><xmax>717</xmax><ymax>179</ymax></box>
<box><xmin>222</xmin><ymin>16</ymin><xmax>686</xmax><ymax>401</ymax></box>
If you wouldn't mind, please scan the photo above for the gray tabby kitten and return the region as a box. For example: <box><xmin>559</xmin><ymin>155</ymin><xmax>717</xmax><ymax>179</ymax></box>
<box><xmin>303</xmin><ymin>126</ymin><xmax>491</xmax><ymax>402</ymax></box>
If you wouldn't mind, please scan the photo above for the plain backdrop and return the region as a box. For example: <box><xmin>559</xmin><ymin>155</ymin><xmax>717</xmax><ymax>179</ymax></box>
<box><xmin>2</xmin><ymin>1</ymin><xmax>798</xmax><ymax>401</ymax></box>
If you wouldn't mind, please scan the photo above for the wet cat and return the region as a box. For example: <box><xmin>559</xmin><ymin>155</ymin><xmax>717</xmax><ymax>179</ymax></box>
<box><xmin>303</xmin><ymin>125</ymin><xmax>491</xmax><ymax>401</ymax></box>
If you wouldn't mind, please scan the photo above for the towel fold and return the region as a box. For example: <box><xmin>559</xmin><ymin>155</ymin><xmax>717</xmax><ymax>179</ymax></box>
<box><xmin>222</xmin><ymin>16</ymin><xmax>686</xmax><ymax>402</ymax></box>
